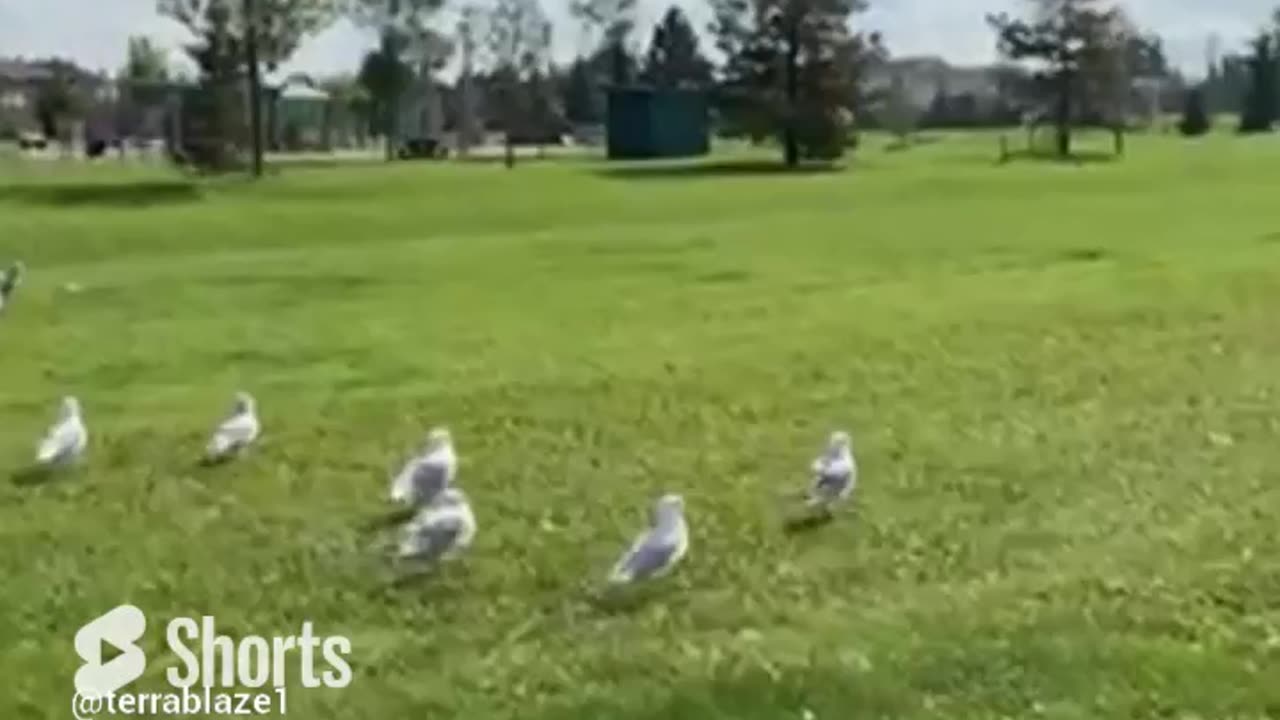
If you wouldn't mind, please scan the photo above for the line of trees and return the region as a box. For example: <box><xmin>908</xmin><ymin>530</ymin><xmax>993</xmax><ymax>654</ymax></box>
<box><xmin>131</xmin><ymin>0</ymin><xmax>1280</xmax><ymax>173</ymax></box>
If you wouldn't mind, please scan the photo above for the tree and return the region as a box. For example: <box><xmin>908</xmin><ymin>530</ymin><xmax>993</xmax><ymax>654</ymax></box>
<box><xmin>882</xmin><ymin>71</ymin><xmax>916</xmax><ymax>142</ymax></box>
<box><xmin>1239</xmin><ymin>32</ymin><xmax>1278</xmax><ymax>133</ymax></box>
<box><xmin>122</xmin><ymin>36</ymin><xmax>171</xmax><ymax>82</ymax></box>
<box><xmin>358</xmin><ymin>33</ymin><xmax>414</xmax><ymax>157</ymax></box>
<box><xmin>525</xmin><ymin>64</ymin><xmax>565</xmax><ymax>154</ymax></box>
<box><xmin>572</xmin><ymin>0</ymin><xmax>638</xmax><ymax>92</ymax></box>
<box><xmin>160</xmin><ymin>0</ymin><xmax>338</xmax><ymax>174</ymax></box>
<box><xmin>571</xmin><ymin>0</ymin><xmax>637</xmax><ymax>60</ymax></box>
<box><xmin>319</xmin><ymin>74</ymin><xmax>373</xmax><ymax>146</ymax></box>
<box><xmin>642</xmin><ymin>6</ymin><xmax>712</xmax><ymax>88</ymax></box>
<box><xmin>711</xmin><ymin>0</ymin><xmax>881</xmax><ymax>166</ymax></box>
<box><xmin>1178</xmin><ymin>86</ymin><xmax>1210</xmax><ymax>136</ymax></box>
<box><xmin>563</xmin><ymin>56</ymin><xmax>603</xmax><ymax>124</ymax></box>
<box><xmin>987</xmin><ymin>0</ymin><xmax>1128</xmax><ymax>159</ymax></box>
<box><xmin>161</xmin><ymin>0</ymin><xmax>337</xmax><ymax>70</ymax></box>
<box><xmin>455</xmin><ymin>6</ymin><xmax>484</xmax><ymax>156</ymax></box>
<box><xmin>178</xmin><ymin>1</ymin><xmax>247</xmax><ymax>170</ymax></box>
<box><xmin>487</xmin><ymin>0</ymin><xmax>552</xmax><ymax>168</ymax></box>
<box><xmin>349</xmin><ymin>0</ymin><xmax>448</xmax><ymax>158</ymax></box>
<box><xmin>33</xmin><ymin>61</ymin><xmax>88</xmax><ymax>145</ymax></box>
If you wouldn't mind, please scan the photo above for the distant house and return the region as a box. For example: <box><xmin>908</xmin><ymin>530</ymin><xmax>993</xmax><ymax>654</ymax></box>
<box><xmin>865</xmin><ymin>56</ymin><xmax>1005</xmax><ymax>109</ymax></box>
<box><xmin>266</xmin><ymin>77</ymin><xmax>330</xmax><ymax>151</ymax></box>
<box><xmin>0</xmin><ymin>57</ymin><xmax>119</xmax><ymax>143</ymax></box>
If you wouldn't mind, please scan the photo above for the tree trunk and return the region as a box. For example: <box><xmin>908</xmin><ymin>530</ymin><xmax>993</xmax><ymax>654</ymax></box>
<box><xmin>244</xmin><ymin>0</ymin><xmax>264</xmax><ymax>178</ymax></box>
<box><xmin>385</xmin><ymin>96</ymin><xmax>398</xmax><ymax>162</ymax></box>
<box><xmin>783</xmin><ymin>20</ymin><xmax>800</xmax><ymax>168</ymax></box>
<box><xmin>1054</xmin><ymin>69</ymin><xmax>1072</xmax><ymax>159</ymax></box>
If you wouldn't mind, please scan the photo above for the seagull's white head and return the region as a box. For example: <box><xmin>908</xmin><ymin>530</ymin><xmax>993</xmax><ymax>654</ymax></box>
<box><xmin>829</xmin><ymin>431</ymin><xmax>852</xmax><ymax>452</ymax></box>
<box><xmin>10</xmin><ymin>260</ymin><xmax>25</xmax><ymax>280</ymax></box>
<box><xmin>653</xmin><ymin>493</ymin><xmax>685</xmax><ymax>529</ymax></box>
<box><xmin>426</xmin><ymin>427</ymin><xmax>452</xmax><ymax>451</ymax></box>
<box><xmin>233</xmin><ymin>391</ymin><xmax>255</xmax><ymax>414</ymax></box>
<box><xmin>60</xmin><ymin>396</ymin><xmax>81</xmax><ymax>420</ymax></box>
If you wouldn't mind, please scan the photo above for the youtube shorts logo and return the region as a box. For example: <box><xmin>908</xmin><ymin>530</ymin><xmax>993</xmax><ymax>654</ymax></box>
<box><xmin>74</xmin><ymin>604</ymin><xmax>147</xmax><ymax>696</ymax></box>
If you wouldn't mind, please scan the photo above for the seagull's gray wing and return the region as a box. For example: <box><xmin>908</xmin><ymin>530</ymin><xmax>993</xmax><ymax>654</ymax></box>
<box><xmin>614</xmin><ymin>533</ymin><xmax>680</xmax><ymax>581</ymax></box>
<box><xmin>410</xmin><ymin>460</ymin><xmax>449</xmax><ymax>505</ymax></box>
<box><xmin>401</xmin><ymin>514</ymin><xmax>465</xmax><ymax>563</ymax></box>
<box><xmin>812</xmin><ymin>469</ymin><xmax>852</xmax><ymax>501</ymax></box>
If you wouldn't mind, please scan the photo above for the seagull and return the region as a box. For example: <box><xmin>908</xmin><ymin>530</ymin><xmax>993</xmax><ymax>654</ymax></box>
<box><xmin>0</xmin><ymin>260</ymin><xmax>24</xmax><ymax>313</ymax></box>
<box><xmin>204</xmin><ymin>391</ymin><xmax>260</xmax><ymax>462</ymax></box>
<box><xmin>396</xmin><ymin>488</ymin><xmax>476</xmax><ymax>565</ymax></box>
<box><xmin>390</xmin><ymin>427</ymin><xmax>456</xmax><ymax>507</ymax></box>
<box><xmin>806</xmin><ymin>430</ymin><xmax>858</xmax><ymax>510</ymax></box>
<box><xmin>607</xmin><ymin>493</ymin><xmax>689</xmax><ymax>585</ymax></box>
<box><xmin>35</xmin><ymin>396</ymin><xmax>88</xmax><ymax>467</ymax></box>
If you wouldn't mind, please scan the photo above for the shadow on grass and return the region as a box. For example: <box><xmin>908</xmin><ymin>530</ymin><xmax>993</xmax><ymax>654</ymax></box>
<box><xmin>379</xmin><ymin>557</ymin><xmax>476</xmax><ymax>597</ymax></box>
<box><xmin>590</xmin><ymin>580</ymin><xmax>680</xmax><ymax>615</ymax></box>
<box><xmin>884</xmin><ymin>135</ymin><xmax>945</xmax><ymax>153</ymax></box>
<box><xmin>1058</xmin><ymin>247</ymin><xmax>1108</xmax><ymax>263</ymax></box>
<box><xmin>999</xmin><ymin>149</ymin><xmax>1119</xmax><ymax>166</ymax></box>
<box><xmin>359</xmin><ymin>507</ymin><xmax>417</xmax><ymax>535</ymax></box>
<box><xmin>595</xmin><ymin>159</ymin><xmax>843</xmax><ymax>181</ymax></box>
<box><xmin>0</xmin><ymin>180</ymin><xmax>201</xmax><ymax>208</ymax></box>
<box><xmin>268</xmin><ymin>157</ymin><xmax>396</xmax><ymax>172</ymax></box>
<box><xmin>10</xmin><ymin>465</ymin><xmax>56</xmax><ymax>487</ymax></box>
<box><xmin>782</xmin><ymin>509</ymin><xmax>836</xmax><ymax>535</ymax></box>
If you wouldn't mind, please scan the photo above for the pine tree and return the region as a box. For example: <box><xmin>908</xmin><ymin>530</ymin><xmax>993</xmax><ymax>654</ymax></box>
<box><xmin>1178</xmin><ymin>86</ymin><xmax>1210</xmax><ymax>136</ymax></box>
<box><xmin>1238</xmin><ymin>32</ymin><xmax>1278</xmax><ymax>133</ymax></box>
<box><xmin>710</xmin><ymin>0</ymin><xmax>880</xmax><ymax>166</ymax></box>
<box><xmin>642</xmin><ymin>6</ymin><xmax>712</xmax><ymax>89</ymax></box>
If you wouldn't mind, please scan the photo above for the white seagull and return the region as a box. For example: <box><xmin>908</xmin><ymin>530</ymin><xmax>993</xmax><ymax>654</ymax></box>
<box><xmin>36</xmin><ymin>396</ymin><xmax>88</xmax><ymax>467</ymax></box>
<box><xmin>806</xmin><ymin>430</ymin><xmax>858</xmax><ymax>510</ymax></box>
<box><xmin>390</xmin><ymin>427</ymin><xmax>456</xmax><ymax>507</ymax></box>
<box><xmin>205</xmin><ymin>391</ymin><xmax>260</xmax><ymax>462</ymax></box>
<box><xmin>396</xmin><ymin>487</ymin><xmax>476</xmax><ymax>565</ymax></box>
<box><xmin>607</xmin><ymin>493</ymin><xmax>689</xmax><ymax>585</ymax></box>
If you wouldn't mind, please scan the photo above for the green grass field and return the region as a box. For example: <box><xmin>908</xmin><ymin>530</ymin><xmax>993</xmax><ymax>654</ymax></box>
<box><xmin>2</xmin><ymin>133</ymin><xmax>1278</xmax><ymax>719</ymax></box>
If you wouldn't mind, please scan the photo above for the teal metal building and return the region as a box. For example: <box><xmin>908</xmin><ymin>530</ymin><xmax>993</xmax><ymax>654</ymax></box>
<box><xmin>606</xmin><ymin>87</ymin><xmax>710</xmax><ymax>160</ymax></box>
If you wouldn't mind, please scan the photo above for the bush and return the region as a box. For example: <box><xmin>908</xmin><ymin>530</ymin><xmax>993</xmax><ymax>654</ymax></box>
<box><xmin>793</xmin><ymin>105</ymin><xmax>848</xmax><ymax>161</ymax></box>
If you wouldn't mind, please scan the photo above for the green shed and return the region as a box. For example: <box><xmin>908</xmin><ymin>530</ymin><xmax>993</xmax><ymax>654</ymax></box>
<box><xmin>606</xmin><ymin>87</ymin><xmax>710</xmax><ymax>160</ymax></box>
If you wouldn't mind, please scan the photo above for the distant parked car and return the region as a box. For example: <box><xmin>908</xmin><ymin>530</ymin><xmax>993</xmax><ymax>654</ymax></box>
<box><xmin>17</xmin><ymin>132</ymin><xmax>47</xmax><ymax>150</ymax></box>
<box><xmin>397</xmin><ymin>137</ymin><xmax>449</xmax><ymax>160</ymax></box>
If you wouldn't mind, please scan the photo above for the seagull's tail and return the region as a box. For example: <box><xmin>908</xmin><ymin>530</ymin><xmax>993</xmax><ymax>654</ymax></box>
<box><xmin>205</xmin><ymin>433</ymin><xmax>236</xmax><ymax>461</ymax></box>
<box><xmin>389</xmin><ymin>476</ymin><xmax>411</xmax><ymax>504</ymax></box>
<box><xmin>36</xmin><ymin>438</ymin><xmax>62</xmax><ymax>465</ymax></box>
<box><xmin>605</xmin><ymin>561</ymin><xmax>634</xmax><ymax>586</ymax></box>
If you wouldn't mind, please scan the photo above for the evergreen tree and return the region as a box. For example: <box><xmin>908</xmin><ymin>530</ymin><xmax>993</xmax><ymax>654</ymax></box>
<box><xmin>710</xmin><ymin>0</ymin><xmax>881</xmax><ymax>166</ymax></box>
<box><xmin>642</xmin><ymin>6</ymin><xmax>712</xmax><ymax>89</ymax></box>
<box><xmin>563</xmin><ymin>57</ymin><xmax>603</xmax><ymax>124</ymax></box>
<box><xmin>1178</xmin><ymin>86</ymin><xmax>1210</xmax><ymax>136</ymax></box>
<box><xmin>1238</xmin><ymin>32</ymin><xmax>1277</xmax><ymax>133</ymax></box>
<box><xmin>179</xmin><ymin>2</ymin><xmax>247</xmax><ymax>170</ymax></box>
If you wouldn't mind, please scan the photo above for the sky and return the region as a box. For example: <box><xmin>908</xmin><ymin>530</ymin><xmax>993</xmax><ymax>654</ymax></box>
<box><xmin>0</xmin><ymin>0</ymin><xmax>1275</xmax><ymax>80</ymax></box>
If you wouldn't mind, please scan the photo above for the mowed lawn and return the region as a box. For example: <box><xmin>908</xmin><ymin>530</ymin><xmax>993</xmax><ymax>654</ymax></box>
<box><xmin>1</xmin><ymin>133</ymin><xmax>1279</xmax><ymax>720</ymax></box>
